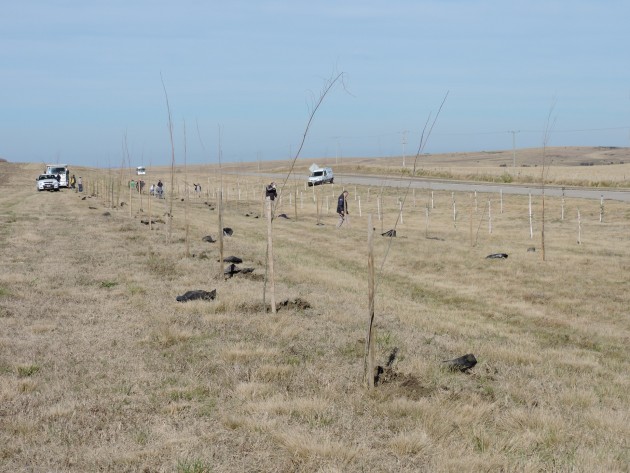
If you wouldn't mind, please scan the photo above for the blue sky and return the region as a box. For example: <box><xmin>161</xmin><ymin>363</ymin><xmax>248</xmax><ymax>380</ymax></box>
<box><xmin>1</xmin><ymin>1</ymin><xmax>629</xmax><ymax>167</ymax></box>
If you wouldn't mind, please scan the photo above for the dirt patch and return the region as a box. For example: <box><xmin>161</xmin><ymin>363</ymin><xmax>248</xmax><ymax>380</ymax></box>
<box><xmin>377</xmin><ymin>370</ymin><xmax>435</xmax><ymax>400</ymax></box>
<box><xmin>236</xmin><ymin>297</ymin><xmax>311</xmax><ymax>314</ymax></box>
<box><xmin>276</xmin><ymin>297</ymin><xmax>311</xmax><ymax>311</ymax></box>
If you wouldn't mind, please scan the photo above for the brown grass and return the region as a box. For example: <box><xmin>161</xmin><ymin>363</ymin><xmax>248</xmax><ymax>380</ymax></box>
<box><xmin>1</xmin><ymin>156</ymin><xmax>629</xmax><ymax>472</ymax></box>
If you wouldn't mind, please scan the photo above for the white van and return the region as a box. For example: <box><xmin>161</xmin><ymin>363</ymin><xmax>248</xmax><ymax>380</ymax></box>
<box><xmin>308</xmin><ymin>166</ymin><xmax>334</xmax><ymax>186</ymax></box>
<box><xmin>136</xmin><ymin>166</ymin><xmax>146</xmax><ymax>175</ymax></box>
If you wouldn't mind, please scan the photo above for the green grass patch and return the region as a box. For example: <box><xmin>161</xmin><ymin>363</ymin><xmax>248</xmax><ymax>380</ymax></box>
<box><xmin>100</xmin><ymin>280</ymin><xmax>118</xmax><ymax>288</ymax></box>
<box><xmin>17</xmin><ymin>364</ymin><xmax>40</xmax><ymax>378</ymax></box>
<box><xmin>177</xmin><ymin>458</ymin><xmax>212</xmax><ymax>473</ymax></box>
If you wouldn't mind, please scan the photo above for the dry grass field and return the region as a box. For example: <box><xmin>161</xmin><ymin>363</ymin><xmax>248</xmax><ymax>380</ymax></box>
<box><xmin>1</xmin><ymin>154</ymin><xmax>629</xmax><ymax>472</ymax></box>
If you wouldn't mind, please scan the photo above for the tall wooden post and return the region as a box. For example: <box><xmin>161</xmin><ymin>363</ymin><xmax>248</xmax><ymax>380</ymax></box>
<box><xmin>266</xmin><ymin>197</ymin><xmax>276</xmax><ymax>314</ymax></box>
<box><xmin>488</xmin><ymin>199</ymin><xmax>492</xmax><ymax>234</ymax></box>
<box><xmin>469</xmin><ymin>193</ymin><xmax>473</xmax><ymax>247</ymax></box>
<box><xmin>218</xmin><ymin>190</ymin><xmax>224</xmax><ymax>279</ymax></box>
<box><xmin>364</xmin><ymin>215</ymin><xmax>376</xmax><ymax>388</ymax></box>
<box><xmin>129</xmin><ymin>181</ymin><xmax>133</xmax><ymax>218</ymax></box>
<box><xmin>529</xmin><ymin>192</ymin><xmax>533</xmax><ymax>239</ymax></box>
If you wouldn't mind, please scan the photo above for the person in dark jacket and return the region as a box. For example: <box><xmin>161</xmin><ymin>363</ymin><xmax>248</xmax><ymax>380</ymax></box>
<box><xmin>336</xmin><ymin>190</ymin><xmax>349</xmax><ymax>227</ymax></box>
<box><xmin>265</xmin><ymin>182</ymin><xmax>277</xmax><ymax>201</ymax></box>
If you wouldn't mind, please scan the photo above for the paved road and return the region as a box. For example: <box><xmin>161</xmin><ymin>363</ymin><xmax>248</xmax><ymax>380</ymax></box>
<box><xmin>251</xmin><ymin>172</ymin><xmax>630</xmax><ymax>203</ymax></box>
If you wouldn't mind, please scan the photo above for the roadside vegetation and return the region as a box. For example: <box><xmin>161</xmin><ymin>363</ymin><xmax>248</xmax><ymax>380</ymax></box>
<box><xmin>327</xmin><ymin>146</ymin><xmax>630</xmax><ymax>188</ymax></box>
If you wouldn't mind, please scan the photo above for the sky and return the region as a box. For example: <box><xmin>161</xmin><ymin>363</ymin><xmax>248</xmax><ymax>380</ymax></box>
<box><xmin>1</xmin><ymin>0</ymin><xmax>629</xmax><ymax>168</ymax></box>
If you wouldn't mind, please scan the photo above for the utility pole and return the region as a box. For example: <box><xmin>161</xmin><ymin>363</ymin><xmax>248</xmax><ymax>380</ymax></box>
<box><xmin>509</xmin><ymin>130</ymin><xmax>520</xmax><ymax>170</ymax></box>
<box><xmin>401</xmin><ymin>130</ymin><xmax>409</xmax><ymax>168</ymax></box>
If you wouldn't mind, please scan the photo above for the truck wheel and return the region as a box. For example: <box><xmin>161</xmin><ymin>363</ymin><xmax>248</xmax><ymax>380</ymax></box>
<box><xmin>330</xmin><ymin>178</ymin><xmax>334</xmax><ymax>184</ymax></box>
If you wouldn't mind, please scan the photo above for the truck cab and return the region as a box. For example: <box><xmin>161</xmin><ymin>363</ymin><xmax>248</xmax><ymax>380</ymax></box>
<box><xmin>45</xmin><ymin>164</ymin><xmax>69</xmax><ymax>187</ymax></box>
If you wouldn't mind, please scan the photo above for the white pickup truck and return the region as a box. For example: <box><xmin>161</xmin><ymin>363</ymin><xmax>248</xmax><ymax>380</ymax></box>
<box><xmin>36</xmin><ymin>174</ymin><xmax>60</xmax><ymax>192</ymax></box>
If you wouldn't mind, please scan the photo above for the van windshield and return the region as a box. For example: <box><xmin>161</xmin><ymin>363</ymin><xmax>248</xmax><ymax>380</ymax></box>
<box><xmin>311</xmin><ymin>171</ymin><xmax>323</xmax><ymax>177</ymax></box>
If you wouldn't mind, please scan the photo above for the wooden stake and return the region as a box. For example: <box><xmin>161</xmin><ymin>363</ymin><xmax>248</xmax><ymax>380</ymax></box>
<box><xmin>218</xmin><ymin>190</ymin><xmax>224</xmax><ymax>279</ymax></box>
<box><xmin>129</xmin><ymin>180</ymin><xmax>132</xmax><ymax>218</ymax></box>
<box><xmin>364</xmin><ymin>214</ymin><xmax>375</xmax><ymax>388</ymax></box>
<box><xmin>260</xmin><ymin>186</ymin><xmax>265</xmax><ymax>216</ymax></box>
<box><xmin>469</xmin><ymin>193</ymin><xmax>473</xmax><ymax>247</ymax></box>
<box><xmin>488</xmin><ymin>199</ymin><xmax>492</xmax><ymax>234</ymax></box>
<box><xmin>529</xmin><ymin>192</ymin><xmax>533</xmax><ymax>239</ymax></box>
<box><xmin>266</xmin><ymin>197</ymin><xmax>276</xmax><ymax>314</ymax></box>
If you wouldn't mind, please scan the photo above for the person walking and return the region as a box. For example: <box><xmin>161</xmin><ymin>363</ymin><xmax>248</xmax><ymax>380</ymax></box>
<box><xmin>336</xmin><ymin>190</ymin><xmax>349</xmax><ymax>227</ymax></box>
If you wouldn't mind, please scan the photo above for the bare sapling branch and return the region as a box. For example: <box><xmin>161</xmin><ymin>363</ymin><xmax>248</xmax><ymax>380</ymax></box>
<box><xmin>217</xmin><ymin>125</ymin><xmax>224</xmax><ymax>280</ymax></box>
<box><xmin>377</xmin><ymin>92</ymin><xmax>449</xmax><ymax>281</ymax></box>
<box><xmin>262</xmin><ymin>70</ymin><xmax>347</xmax><ymax>308</ymax></box>
<box><xmin>160</xmin><ymin>72</ymin><xmax>176</xmax><ymax>244</ymax></box>
<box><xmin>183</xmin><ymin>120</ymin><xmax>190</xmax><ymax>258</ymax></box>
<box><xmin>272</xmin><ymin>71</ymin><xmax>348</xmax><ymax>219</ymax></box>
<box><xmin>541</xmin><ymin>96</ymin><xmax>558</xmax><ymax>261</ymax></box>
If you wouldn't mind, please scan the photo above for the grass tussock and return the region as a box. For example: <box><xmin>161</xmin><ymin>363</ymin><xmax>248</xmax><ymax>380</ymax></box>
<box><xmin>0</xmin><ymin>160</ymin><xmax>629</xmax><ymax>472</ymax></box>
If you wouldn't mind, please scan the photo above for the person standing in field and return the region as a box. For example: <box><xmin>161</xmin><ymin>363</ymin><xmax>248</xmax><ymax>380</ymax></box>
<box><xmin>336</xmin><ymin>190</ymin><xmax>349</xmax><ymax>227</ymax></box>
<box><xmin>265</xmin><ymin>182</ymin><xmax>277</xmax><ymax>201</ymax></box>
